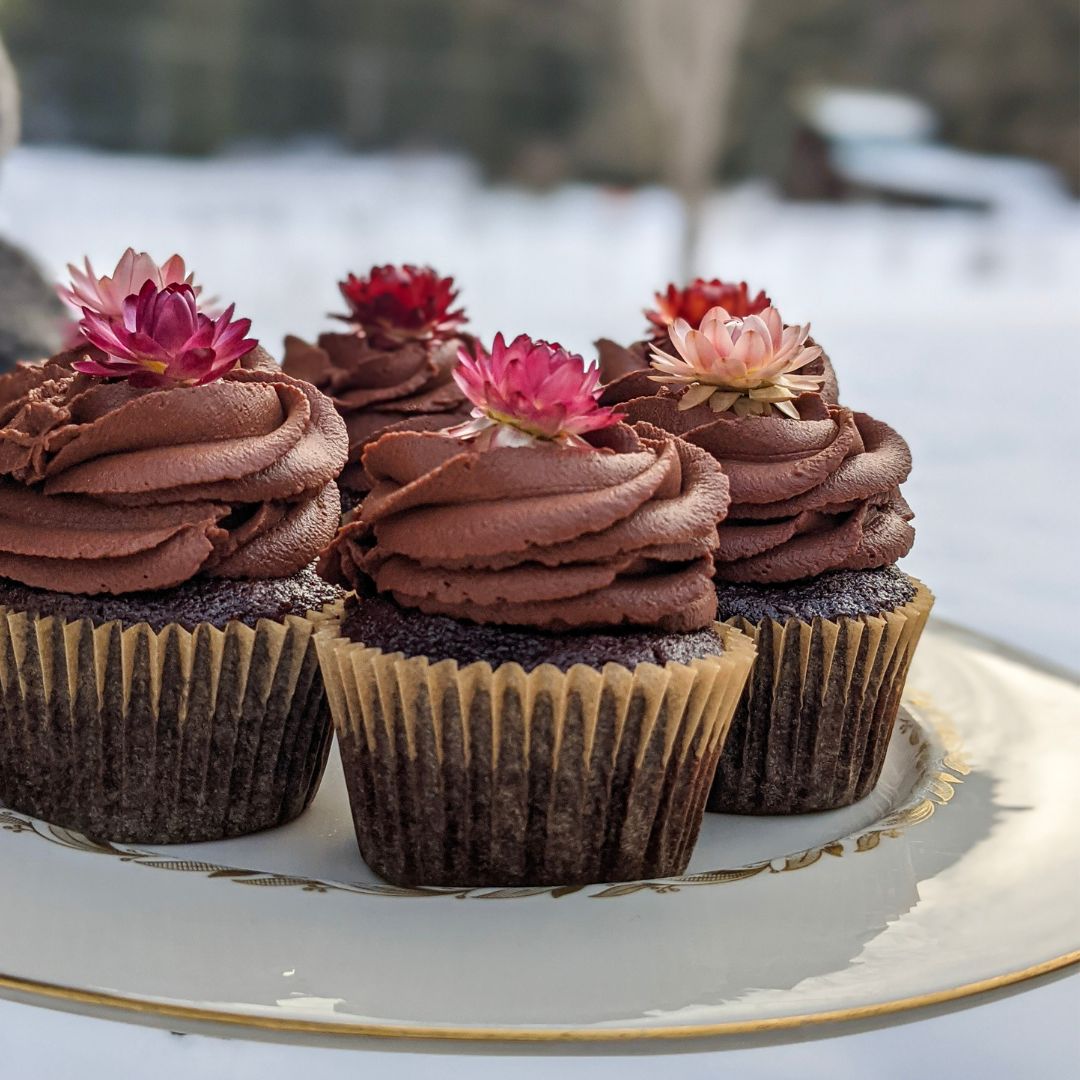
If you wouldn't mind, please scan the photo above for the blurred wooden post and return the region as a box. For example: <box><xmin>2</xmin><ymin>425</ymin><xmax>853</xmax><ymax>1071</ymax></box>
<box><xmin>626</xmin><ymin>0</ymin><xmax>750</xmax><ymax>280</ymax></box>
<box><xmin>0</xmin><ymin>36</ymin><xmax>19</xmax><ymax>163</ymax></box>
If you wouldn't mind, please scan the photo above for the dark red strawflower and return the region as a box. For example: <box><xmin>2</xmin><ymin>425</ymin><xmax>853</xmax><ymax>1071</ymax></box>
<box><xmin>336</xmin><ymin>264</ymin><xmax>466</xmax><ymax>348</ymax></box>
<box><xmin>645</xmin><ymin>278</ymin><xmax>771</xmax><ymax>341</ymax></box>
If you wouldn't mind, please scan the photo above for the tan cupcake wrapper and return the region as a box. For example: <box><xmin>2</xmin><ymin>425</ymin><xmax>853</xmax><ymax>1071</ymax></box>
<box><xmin>0</xmin><ymin>605</ymin><xmax>337</xmax><ymax>843</ymax></box>
<box><xmin>708</xmin><ymin>577</ymin><xmax>934</xmax><ymax>815</ymax></box>
<box><xmin>316</xmin><ymin>614</ymin><xmax>756</xmax><ymax>887</ymax></box>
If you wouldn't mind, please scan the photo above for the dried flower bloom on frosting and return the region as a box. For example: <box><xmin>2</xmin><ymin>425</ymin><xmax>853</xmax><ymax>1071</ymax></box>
<box><xmin>75</xmin><ymin>280</ymin><xmax>257</xmax><ymax>388</ymax></box>
<box><xmin>648</xmin><ymin>305</ymin><xmax>824</xmax><ymax>419</ymax></box>
<box><xmin>58</xmin><ymin>248</ymin><xmax>203</xmax><ymax>320</ymax></box>
<box><xmin>448</xmin><ymin>333</ymin><xmax>622</xmax><ymax>449</ymax></box>
<box><xmin>646</xmin><ymin>278</ymin><xmax>769</xmax><ymax>341</ymax></box>
<box><xmin>336</xmin><ymin>264</ymin><xmax>466</xmax><ymax>348</ymax></box>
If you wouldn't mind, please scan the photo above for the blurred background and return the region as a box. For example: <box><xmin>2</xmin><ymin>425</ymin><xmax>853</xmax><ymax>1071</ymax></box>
<box><xmin>0</xmin><ymin>0</ymin><xmax>1077</xmax><ymax>665</ymax></box>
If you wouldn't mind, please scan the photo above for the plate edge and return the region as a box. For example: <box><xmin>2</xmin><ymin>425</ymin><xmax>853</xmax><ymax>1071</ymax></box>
<box><xmin>0</xmin><ymin>951</ymin><xmax>1076</xmax><ymax>1043</ymax></box>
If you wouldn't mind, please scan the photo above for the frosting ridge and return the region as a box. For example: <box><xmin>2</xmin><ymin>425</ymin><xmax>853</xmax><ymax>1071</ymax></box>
<box><xmin>0</xmin><ymin>351</ymin><xmax>348</xmax><ymax>595</ymax></box>
<box><xmin>321</xmin><ymin>423</ymin><xmax>730</xmax><ymax>632</ymax></box>
<box><xmin>282</xmin><ymin>332</ymin><xmax>471</xmax><ymax>491</ymax></box>
<box><xmin>603</xmin><ymin>389</ymin><xmax>913</xmax><ymax>583</ymax></box>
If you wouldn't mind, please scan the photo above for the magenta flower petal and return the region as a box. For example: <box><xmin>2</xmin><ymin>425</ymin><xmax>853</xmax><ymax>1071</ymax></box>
<box><xmin>73</xmin><ymin>280</ymin><xmax>257</xmax><ymax>388</ymax></box>
<box><xmin>73</xmin><ymin>357</ymin><xmax>137</xmax><ymax>379</ymax></box>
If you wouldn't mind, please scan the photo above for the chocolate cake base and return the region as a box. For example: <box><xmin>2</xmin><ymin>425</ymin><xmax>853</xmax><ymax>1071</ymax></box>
<box><xmin>340</xmin><ymin>594</ymin><xmax>726</xmax><ymax>673</ymax></box>
<box><xmin>713</xmin><ymin>566</ymin><xmax>917</xmax><ymax>624</ymax></box>
<box><xmin>0</xmin><ymin>564</ymin><xmax>341</xmax><ymax>632</ymax></box>
<box><xmin>0</xmin><ymin>574</ymin><xmax>339</xmax><ymax>843</ymax></box>
<box><xmin>338</xmin><ymin>486</ymin><xmax>366</xmax><ymax>519</ymax></box>
<box><xmin>707</xmin><ymin>569</ymin><xmax>932</xmax><ymax>816</ymax></box>
<box><xmin>317</xmin><ymin>614</ymin><xmax>757</xmax><ymax>887</ymax></box>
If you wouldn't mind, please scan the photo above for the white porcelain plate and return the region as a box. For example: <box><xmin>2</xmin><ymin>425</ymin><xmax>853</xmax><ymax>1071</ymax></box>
<box><xmin>0</xmin><ymin>621</ymin><xmax>1076</xmax><ymax>1045</ymax></box>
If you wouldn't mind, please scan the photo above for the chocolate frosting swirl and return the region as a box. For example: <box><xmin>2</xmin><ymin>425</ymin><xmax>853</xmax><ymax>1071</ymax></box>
<box><xmin>0</xmin><ymin>348</ymin><xmax>349</xmax><ymax>595</ymax></box>
<box><xmin>282</xmin><ymin>332</ymin><xmax>472</xmax><ymax>492</ymax></box>
<box><xmin>602</xmin><ymin>390</ymin><xmax>913</xmax><ymax>584</ymax></box>
<box><xmin>320</xmin><ymin>423</ymin><xmax>731</xmax><ymax>632</ymax></box>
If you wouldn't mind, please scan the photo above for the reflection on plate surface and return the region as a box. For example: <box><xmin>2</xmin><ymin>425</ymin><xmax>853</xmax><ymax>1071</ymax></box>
<box><xmin>0</xmin><ymin>622</ymin><xmax>1076</xmax><ymax>1042</ymax></box>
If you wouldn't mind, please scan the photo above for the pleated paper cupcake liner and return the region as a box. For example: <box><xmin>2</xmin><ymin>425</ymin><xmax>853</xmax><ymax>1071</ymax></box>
<box><xmin>707</xmin><ymin>577</ymin><xmax>933</xmax><ymax>815</ymax></box>
<box><xmin>0</xmin><ymin>606</ymin><xmax>337</xmax><ymax>843</ymax></box>
<box><xmin>316</xmin><ymin>620</ymin><xmax>756</xmax><ymax>887</ymax></box>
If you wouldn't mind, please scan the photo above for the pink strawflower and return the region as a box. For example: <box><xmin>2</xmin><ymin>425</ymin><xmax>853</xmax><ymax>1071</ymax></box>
<box><xmin>336</xmin><ymin>264</ymin><xmax>466</xmax><ymax>347</ymax></box>
<box><xmin>75</xmin><ymin>281</ymin><xmax>257</xmax><ymax>388</ymax></box>
<box><xmin>448</xmin><ymin>333</ymin><xmax>622</xmax><ymax>449</ymax></box>
<box><xmin>648</xmin><ymin>304</ymin><xmax>824</xmax><ymax>419</ymax></box>
<box><xmin>59</xmin><ymin>248</ymin><xmax>202</xmax><ymax>319</ymax></box>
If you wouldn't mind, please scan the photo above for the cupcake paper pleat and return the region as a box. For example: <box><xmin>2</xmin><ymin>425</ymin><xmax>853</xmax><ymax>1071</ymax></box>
<box><xmin>708</xmin><ymin>580</ymin><xmax>933</xmax><ymax>815</ymax></box>
<box><xmin>0</xmin><ymin>607</ymin><xmax>335</xmax><ymax>843</ymax></box>
<box><xmin>316</xmin><ymin>620</ymin><xmax>756</xmax><ymax>887</ymax></box>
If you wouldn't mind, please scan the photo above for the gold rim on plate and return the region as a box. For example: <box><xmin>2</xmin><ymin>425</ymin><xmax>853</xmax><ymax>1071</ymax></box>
<box><xmin>0</xmin><ymin>952</ymin><xmax>1076</xmax><ymax>1042</ymax></box>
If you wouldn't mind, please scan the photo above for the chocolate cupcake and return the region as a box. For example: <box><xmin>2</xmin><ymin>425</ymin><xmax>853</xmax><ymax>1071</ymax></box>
<box><xmin>600</xmin><ymin>298</ymin><xmax>932</xmax><ymax>814</ymax></box>
<box><xmin>0</xmin><ymin>251</ymin><xmax>349</xmax><ymax>842</ymax></box>
<box><xmin>282</xmin><ymin>264</ymin><xmax>473</xmax><ymax>509</ymax></box>
<box><xmin>315</xmin><ymin>333</ymin><xmax>756</xmax><ymax>887</ymax></box>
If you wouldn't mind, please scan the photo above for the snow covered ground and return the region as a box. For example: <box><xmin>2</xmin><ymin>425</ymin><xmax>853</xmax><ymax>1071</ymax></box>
<box><xmin>1</xmin><ymin>146</ymin><xmax>1077</xmax><ymax>668</ymax></box>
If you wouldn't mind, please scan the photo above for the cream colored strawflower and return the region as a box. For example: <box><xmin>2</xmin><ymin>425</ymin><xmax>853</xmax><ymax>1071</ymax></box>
<box><xmin>647</xmin><ymin>304</ymin><xmax>824</xmax><ymax>419</ymax></box>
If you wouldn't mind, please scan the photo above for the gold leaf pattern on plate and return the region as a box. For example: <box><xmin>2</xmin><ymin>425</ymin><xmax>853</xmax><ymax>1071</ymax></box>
<box><xmin>0</xmin><ymin>699</ymin><xmax>966</xmax><ymax>901</ymax></box>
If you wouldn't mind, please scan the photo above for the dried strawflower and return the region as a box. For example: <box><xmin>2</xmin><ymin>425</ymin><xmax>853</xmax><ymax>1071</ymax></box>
<box><xmin>646</xmin><ymin>277</ymin><xmax>770</xmax><ymax>341</ymax></box>
<box><xmin>75</xmin><ymin>281</ymin><xmax>256</xmax><ymax>388</ymax></box>
<box><xmin>648</xmin><ymin>305</ymin><xmax>823</xmax><ymax>419</ymax></box>
<box><xmin>337</xmin><ymin>264</ymin><xmax>466</xmax><ymax>348</ymax></box>
<box><xmin>448</xmin><ymin>333</ymin><xmax>621</xmax><ymax>448</ymax></box>
<box><xmin>59</xmin><ymin>248</ymin><xmax>202</xmax><ymax>319</ymax></box>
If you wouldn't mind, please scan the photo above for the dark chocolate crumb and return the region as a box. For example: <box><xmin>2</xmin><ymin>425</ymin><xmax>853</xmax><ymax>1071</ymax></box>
<box><xmin>338</xmin><ymin>486</ymin><xmax>365</xmax><ymax>518</ymax></box>
<box><xmin>0</xmin><ymin>564</ymin><xmax>342</xmax><ymax>632</ymax></box>
<box><xmin>714</xmin><ymin>566</ymin><xmax>916</xmax><ymax>624</ymax></box>
<box><xmin>341</xmin><ymin>594</ymin><xmax>725</xmax><ymax>673</ymax></box>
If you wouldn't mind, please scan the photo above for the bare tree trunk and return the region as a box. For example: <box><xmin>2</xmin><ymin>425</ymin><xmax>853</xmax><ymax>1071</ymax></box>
<box><xmin>626</xmin><ymin>0</ymin><xmax>751</xmax><ymax>280</ymax></box>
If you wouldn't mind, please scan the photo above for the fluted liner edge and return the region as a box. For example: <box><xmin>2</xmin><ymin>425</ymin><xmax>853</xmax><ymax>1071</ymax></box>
<box><xmin>316</xmin><ymin>620</ymin><xmax>756</xmax><ymax>887</ymax></box>
<box><xmin>0</xmin><ymin>606</ymin><xmax>336</xmax><ymax>843</ymax></box>
<box><xmin>707</xmin><ymin>578</ymin><xmax>933</xmax><ymax>815</ymax></box>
